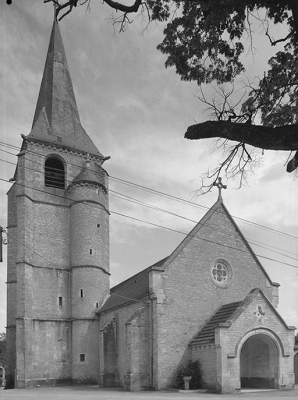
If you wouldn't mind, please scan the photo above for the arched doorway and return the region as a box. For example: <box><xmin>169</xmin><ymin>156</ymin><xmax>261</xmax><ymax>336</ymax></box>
<box><xmin>240</xmin><ymin>334</ymin><xmax>279</xmax><ymax>389</ymax></box>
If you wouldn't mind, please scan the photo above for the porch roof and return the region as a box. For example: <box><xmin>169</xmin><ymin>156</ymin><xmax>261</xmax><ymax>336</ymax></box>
<box><xmin>190</xmin><ymin>301</ymin><xmax>242</xmax><ymax>346</ymax></box>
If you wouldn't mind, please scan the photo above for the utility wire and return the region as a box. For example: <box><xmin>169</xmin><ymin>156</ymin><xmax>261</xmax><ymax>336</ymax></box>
<box><xmin>1</xmin><ymin>152</ymin><xmax>298</xmax><ymax>263</ymax></box>
<box><xmin>1</xmin><ymin>142</ymin><xmax>298</xmax><ymax>246</ymax></box>
<box><xmin>1</xmin><ymin>140</ymin><xmax>297</xmax><ymax>243</ymax></box>
<box><xmin>1</xmin><ymin>157</ymin><xmax>298</xmax><ymax>263</ymax></box>
<box><xmin>1</xmin><ymin>140</ymin><xmax>298</xmax><ymax>262</ymax></box>
<box><xmin>1</xmin><ymin>155</ymin><xmax>298</xmax><ymax>267</ymax></box>
<box><xmin>1</xmin><ymin>176</ymin><xmax>298</xmax><ymax>270</ymax></box>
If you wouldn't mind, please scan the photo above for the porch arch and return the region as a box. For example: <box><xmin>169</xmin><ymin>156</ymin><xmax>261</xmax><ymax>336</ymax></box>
<box><xmin>237</xmin><ymin>330</ymin><xmax>281</xmax><ymax>389</ymax></box>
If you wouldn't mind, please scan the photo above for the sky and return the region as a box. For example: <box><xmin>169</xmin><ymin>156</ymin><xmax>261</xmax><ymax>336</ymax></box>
<box><xmin>1</xmin><ymin>1</ymin><xmax>298</xmax><ymax>334</ymax></box>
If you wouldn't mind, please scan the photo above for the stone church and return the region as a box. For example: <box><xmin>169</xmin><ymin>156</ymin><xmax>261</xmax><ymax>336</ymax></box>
<box><xmin>6</xmin><ymin>20</ymin><xmax>296</xmax><ymax>393</ymax></box>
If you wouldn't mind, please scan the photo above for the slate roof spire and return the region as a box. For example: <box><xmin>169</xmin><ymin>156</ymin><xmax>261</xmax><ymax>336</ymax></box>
<box><xmin>27</xmin><ymin>19</ymin><xmax>103</xmax><ymax>157</ymax></box>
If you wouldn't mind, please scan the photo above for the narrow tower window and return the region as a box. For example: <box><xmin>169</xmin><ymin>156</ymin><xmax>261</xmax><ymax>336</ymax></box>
<box><xmin>80</xmin><ymin>353</ymin><xmax>86</xmax><ymax>362</ymax></box>
<box><xmin>45</xmin><ymin>157</ymin><xmax>65</xmax><ymax>189</ymax></box>
<box><xmin>90</xmin><ymin>248</ymin><xmax>93</xmax><ymax>255</ymax></box>
<box><xmin>58</xmin><ymin>296</ymin><xmax>63</xmax><ymax>306</ymax></box>
<box><xmin>80</xmin><ymin>289</ymin><xmax>84</xmax><ymax>298</ymax></box>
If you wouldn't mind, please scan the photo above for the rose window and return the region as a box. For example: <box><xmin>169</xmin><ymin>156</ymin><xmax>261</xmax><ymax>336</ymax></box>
<box><xmin>212</xmin><ymin>262</ymin><xmax>228</xmax><ymax>284</ymax></box>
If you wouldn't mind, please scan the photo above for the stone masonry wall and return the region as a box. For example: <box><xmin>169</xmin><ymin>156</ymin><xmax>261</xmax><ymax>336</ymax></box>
<box><xmin>100</xmin><ymin>300</ymin><xmax>150</xmax><ymax>388</ymax></box>
<box><xmin>6</xmin><ymin>184</ymin><xmax>18</xmax><ymax>384</ymax></box>
<box><xmin>217</xmin><ymin>292</ymin><xmax>295</xmax><ymax>393</ymax></box>
<box><xmin>125</xmin><ymin>306</ymin><xmax>150</xmax><ymax>391</ymax></box>
<box><xmin>16</xmin><ymin>319</ymin><xmax>72</xmax><ymax>388</ymax></box>
<box><xmin>71</xmin><ymin>319</ymin><xmax>100</xmax><ymax>383</ymax></box>
<box><xmin>151</xmin><ymin>203</ymin><xmax>278</xmax><ymax>390</ymax></box>
<box><xmin>190</xmin><ymin>345</ymin><xmax>217</xmax><ymax>390</ymax></box>
<box><xmin>7</xmin><ymin>141</ymin><xmax>109</xmax><ymax>387</ymax></box>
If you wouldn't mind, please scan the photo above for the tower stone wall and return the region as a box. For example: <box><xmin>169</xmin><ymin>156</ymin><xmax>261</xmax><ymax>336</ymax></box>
<box><xmin>6</xmin><ymin>19</ymin><xmax>110</xmax><ymax>388</ymax></box>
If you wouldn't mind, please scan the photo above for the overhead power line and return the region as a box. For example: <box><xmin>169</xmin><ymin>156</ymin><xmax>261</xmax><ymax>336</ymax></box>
<box><xmin>1</xmin><ymin>148</ymin><xmax>298</xmax><ymax>261</ymax></box>
<box><xmin>0</xmin><ymin>140</ymin><xmax>298</xmax><ymax>243</ymax></box>
<box><xmin>0</xmin><ymin>176</ymin><xmax>298</xmax><ymax>270</ymax></box>
<box><xmin>1</xmin><ymin>152</ymin><xmax>298</xmax><ymax>261</ymax></box>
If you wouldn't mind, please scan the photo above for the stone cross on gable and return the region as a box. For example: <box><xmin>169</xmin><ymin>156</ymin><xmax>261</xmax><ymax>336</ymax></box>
<box><xmin>213</xmin><ymin>177</ymin><xmax>227</xmax><ymax>200</ymax></box>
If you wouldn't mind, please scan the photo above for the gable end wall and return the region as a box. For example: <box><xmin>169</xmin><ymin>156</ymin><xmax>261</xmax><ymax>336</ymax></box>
<box><xmin>152</xmin><ymin>204</ymin><xmax>277</xmax><ymax>389</ymax></box>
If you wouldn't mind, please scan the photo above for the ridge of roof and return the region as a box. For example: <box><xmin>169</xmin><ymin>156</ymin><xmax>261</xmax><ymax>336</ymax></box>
<box><xmin>27</xmin><ymin>19</ymin><xmax>102</xmax><ymax>157</ymax></box>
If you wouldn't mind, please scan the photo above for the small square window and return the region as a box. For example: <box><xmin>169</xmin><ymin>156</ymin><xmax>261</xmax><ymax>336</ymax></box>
<box><xmin>97</xmin><ymin>223</ymin><xmax>100</xmax><ymax>228</ymax></box>
<box><xmin>80</xmin><ymin>289</ymin><xmax>84</xmax><ymax>298</ymax></box>
<box><xmin>80</xmin><ymin>353</ymin><xmax>85</xmax><ymax>362</ymax></box>
<box><xmin>58</xmin><ymin>296</ymin><xmax>63</xmax><ymax>306</ymax></box>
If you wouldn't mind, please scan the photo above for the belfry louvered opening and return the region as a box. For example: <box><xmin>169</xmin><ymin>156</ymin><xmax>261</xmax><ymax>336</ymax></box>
<box><xmin>45</xmin><ymin>157</ymin><xmax>65</xmax><ymax>189</ymax></box>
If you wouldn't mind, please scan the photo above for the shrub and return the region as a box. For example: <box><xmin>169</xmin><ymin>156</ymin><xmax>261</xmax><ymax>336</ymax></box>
<box><xmin>174</xmin><ymin>360</ymin><xmax>203</xmax><ymax>390</ymax></box>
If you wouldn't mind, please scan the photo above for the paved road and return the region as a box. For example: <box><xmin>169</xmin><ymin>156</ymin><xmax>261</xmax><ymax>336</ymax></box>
<box><xmin>1</xmin><ymin>386</ymin><xmax>298</xmax><ymax>400</ymax></box>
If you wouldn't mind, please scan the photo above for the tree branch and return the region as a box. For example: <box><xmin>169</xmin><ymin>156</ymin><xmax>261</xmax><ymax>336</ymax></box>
<box><xmin>193</xmin><ymin>141</ymin><xmax>258</xmax><ymax>196</ymax></box>
<box><xmin>103</xmin><ymin>0</ymin><xmax>142</xmax><ymax>13</ymax></box>
<box><xmin>265</xmin><ymin>28</ymin><xmax>293</xmax><ymax>46</ymax></box>
<box><xmin>185</xmin><ymin>121</ymin><xmax>298</xmax><ymax>151</ymax></box>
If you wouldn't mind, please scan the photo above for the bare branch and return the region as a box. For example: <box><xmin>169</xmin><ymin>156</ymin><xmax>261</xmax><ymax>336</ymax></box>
<box><xmin>193</xmin><ymin>138</ymin><xmax>260</xmax><ymax>196</ymax></box>
<box><xmin>265</xmin><ymin>28</ymin><xmax>293</xmax><ymax>46</ymax></box>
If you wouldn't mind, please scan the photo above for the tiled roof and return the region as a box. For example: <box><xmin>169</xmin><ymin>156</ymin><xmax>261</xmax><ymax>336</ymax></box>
<box><xmin>27</xmin><ymin>20</ymin><xmax>102</xmax><ymax>157</ymax></box>
<box><xmin>99</xmin><ymin>257</ymin><xmax>168</xmax><ymax>312</ymax></box>
<box><xmin>70</xmin><ymin>162</ymin><xmax>106</xmax><ymax>189</ymax></box>
<box><xmin>190</xmin><ymin>301</ymin><xmax>242</xmax><ymax>346</ymax></box>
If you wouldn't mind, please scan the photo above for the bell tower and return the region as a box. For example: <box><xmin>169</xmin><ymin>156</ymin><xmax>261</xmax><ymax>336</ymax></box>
<box><xmin>6</xmin><ymin>19</ymin><xmax>110</xmax><ymax>388</ymax></box>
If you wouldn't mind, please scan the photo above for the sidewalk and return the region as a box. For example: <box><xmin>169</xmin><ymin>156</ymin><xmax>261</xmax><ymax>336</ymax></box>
<box><xmin>1</xmin><ymin>386</ymin><xmax>298</xmax><ymax>400</ymax></box>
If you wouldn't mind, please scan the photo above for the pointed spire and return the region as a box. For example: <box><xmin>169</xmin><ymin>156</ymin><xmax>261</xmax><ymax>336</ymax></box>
<box><xmin>27</xmin><ymin>19</ymin><xmax>102</xmax><ymax>157</ymax></box>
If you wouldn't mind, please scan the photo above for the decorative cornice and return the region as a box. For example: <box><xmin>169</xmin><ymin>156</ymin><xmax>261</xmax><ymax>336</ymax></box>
<box><xmin>16</xmin><ymin>193</ymin><xmax>69</xmax><ymax>208</ymax></box>
<box><xmin>16</xmin><ymin>261</ymin><xmax>70</xmax><ymax>271</ymax></box>
<box><xmin>15</xmin><ymin>317</ymin><xmax>99</xmax><ymax>322</ymax></box>
<box><xmin>26</xmin><ymin>137</ymin><xmax>104</xmax><ymax>163</ymax></box>
<box><xmin>71</xmin><ymin>265</ymin><xmax>110</xmax><ymax>276</ymax></box>
<box><xmin>67</xmin><ymin>181</ymin><xmax>107</xmax><ymax>194</ymax></box>
<box><xmin>16</xmin><ymin>317</ymin><xmax>71</xmax><ymax>322</ymax></box>
<box><xmin>69</xmin><ymin>199</ymin><xmax>110</xmax><ymax>214</ymax></box>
